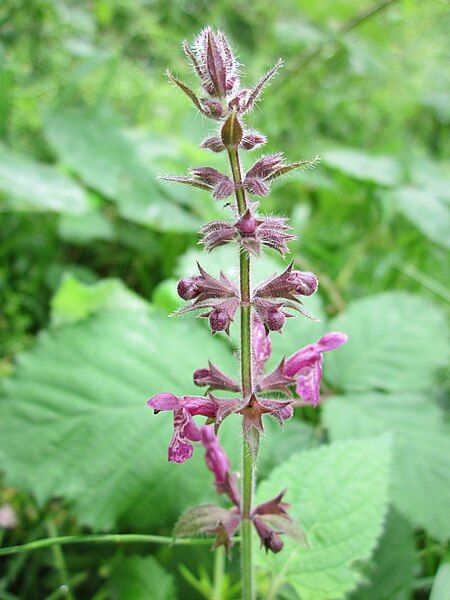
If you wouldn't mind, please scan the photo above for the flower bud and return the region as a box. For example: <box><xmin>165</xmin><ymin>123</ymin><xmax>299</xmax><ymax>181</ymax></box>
<box><xmin>236</xmin><ymin>210</ymin><xmax>258</xmax><ymax>236</ymax></box>
<box><xmin>266</xmin><ymin>307</ymin><xmax>285</xmax><ymax>331</ymax></box>
<box><xmin>288</xmin><ymin>271</ymin><xmax>318</xmax><ymax>296</ymax></box>
<box><xmin>253</xmin><ymin>516</ymin><xmax>284</xmax><ymax>553</ymax></box>
<box><xmin>177</xmin><ymin>276</ymin><xmax>200</xmax><ymax>300</ymax></box>
<box><xmin>241</xmin><ymin>131</ymin><xmax>267</xmax><ymax>150</ymax></box>
<box><xmin>209</xmin><ymin>308</ymin><xmax>229</xmax><ymax>332</ymax></box>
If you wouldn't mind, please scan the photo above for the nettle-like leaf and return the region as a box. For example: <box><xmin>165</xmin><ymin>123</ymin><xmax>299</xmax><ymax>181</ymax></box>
<box><xmin>255</xmin><ymin>437</ymin><xmax>391</xmax><ymax>600</ymax></box>
<box><xmin>108</xmin><ymin>555</ymin><xmax>176</xmax><ymax>600</ymax></box>
<box><xmin>323</xmin><ymin>148</ymin><xmax>402</xmax><ymax>187</ymax></box>
<box><xmin>326</xmin><ymin>292</ymin><xmax>448</xmax><ymax>393</ymax></box>
<box><xmin>351</xmin><ymin>509</ymin><xmax>418</xmax><ymax>600</ymax></box>
<box><xmin>0</xmin><ymin>143</ymin><xmax>88</xmax><ymax>214</ymax></box>
<box><xmin>323</xmin><ymin>393</ymin><xmax>450</xmax><ymax>541</ymax></box>
<box><xmin>44</xmin><ymin>107</ymin><xmax>201</xmax><ymax>232</ymax></box>
<box><xmin>0</xmin><ymin>296</ymin><xmax>240</xmax><ymax>529</ymax></box>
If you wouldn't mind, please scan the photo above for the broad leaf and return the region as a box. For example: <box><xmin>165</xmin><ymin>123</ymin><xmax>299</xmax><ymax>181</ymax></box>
<box><xmin>256</xmin><ymin>437</ymin><xmax>391</xmax><ymax>600</ymax></box>
<box><xmin>351</xmin><ymin>509</ymin><xmax>418</xmax><ymax>600</ymax></box>
<box><xmin>108</xmin><ymin>555</ymin><xmax>176</xmax><ymax>600</ymax></box>
<box><xmin>50</xmin><ymin>275</ymin><xmax>146</xmax><ymax>326</ymax></box>
<box><xmin>44</xmin><ymin>107</ymin><xmax>201</xmax><ymax>232</ymax></box>
<box><xmin>0</xmin><ymin>303</ymin><xmax>239</xmax><ymax>529</ymax></box>
<box><xmin>389</xmin><ymin>186</ymin><xmax>450</xmax><ymax>249</ymax></box>
<box><xmin>326</xmin><ymin>292</ymin><xmax>448</xmax><ymax>393</ymax></box>
<box><xmin>323</xmin><ymin>148</ymin><xmax>401</xmax><ymax>187</ymax></box>
<box><xmin>0</xmin><ymin>143</ymin><xmax>88</xmax><ymax>214</ymax></box>
<box><xmin>323</xmin><ymin>393</ymin><xmax>450</xmax><ymax>540</ymax></box>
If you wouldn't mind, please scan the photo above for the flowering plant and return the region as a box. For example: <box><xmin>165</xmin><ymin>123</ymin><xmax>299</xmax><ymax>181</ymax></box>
<box><xmin>147</xmin><ymin>27</ymin><xmax>347</xmax><ymax>599</ymax></box>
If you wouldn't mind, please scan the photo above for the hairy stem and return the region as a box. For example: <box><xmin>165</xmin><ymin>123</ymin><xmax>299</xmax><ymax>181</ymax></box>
<box><xmin>227</xmin><ymin>145</ymin><xmax>255</xmax><ymax>600</ymax></box>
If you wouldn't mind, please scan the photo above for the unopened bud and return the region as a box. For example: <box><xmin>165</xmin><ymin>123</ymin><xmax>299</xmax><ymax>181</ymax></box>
<box><xmin>267</xmin><ymin>307</ymin><xmax>285</xmax><ymax>331</ymax></box>
<box><xmin>209</xmin><ymin>309</ymin><xmax>229</xmax><ymax>332</ymax></box>
<box><xmin>177</xmin><ymin>277</ymin><xmax>200</xmax><ymax>300</ymax></box>
<box><xmin>237</xmin><ymin>210</ymin><xmax>258</xmax><ymax>236</ymax></box>
<box><xmin>288</xmin><ymin>271</ymin><xmax>318</xmax><ymax>296</ymax></box>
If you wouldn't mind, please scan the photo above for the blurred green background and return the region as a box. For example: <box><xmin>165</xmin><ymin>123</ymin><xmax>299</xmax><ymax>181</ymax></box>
<box><xmin>0</xmin><ymin>0</ymin><xmax>449</xmax><ymax>598</ymax></box>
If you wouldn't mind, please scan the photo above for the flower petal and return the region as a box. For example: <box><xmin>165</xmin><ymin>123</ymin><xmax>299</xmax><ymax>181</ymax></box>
<box><xmin>147</xmin><ymin>392</ymin><xmax>180</xmax><ymax>411</ymax></box>
<box><xmin>315</xmin><ymin>332</ymin><xmax>348</xmax><ymax>353</ymax></box>
<box><xmin>295</xmin><ymin>354</ymin><xmax>323</xmax><ymax>406</ymax></box>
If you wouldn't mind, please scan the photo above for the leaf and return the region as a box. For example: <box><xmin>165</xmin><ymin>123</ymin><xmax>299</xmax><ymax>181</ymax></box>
<box><xmin>323</xmin><ymin>393</ymin><xmax>450</xmax><ymax>540</ymax></box>
<box><xmin>351</xmin><ymin>509</ymin><xmax>418</xmax><ymax>600</ymax></box>
<box><xmin>0</xmin><ymin>300</ymin><xmax>239</xmax><ymax>529</ymax></box>
<box><xmin>326</xmin><ymin>292</ymin><xmax>448</xmax><ymax>393</ymax></box>
<box><xmin>173</xmin><ymin>504</ymin><xmax>231</xmax><ymax>538</ymax></box>
<box><xmin>430</xmin><ymin>560</ymin><xmax>450</xmax><ymax>600</ymax></box>
<box><xmin>389</xmin><ymin>186</ymin><xmax>450</xmax><ymax>249</ymax></box>
<box><xmin>44</xmin><ymin>107</ymin><xmax>201</xmax><ymax>232</ymax></box>
<box><xmin>323</xmin><ymin>148</ymin><xmax>401</xmax><ymax>187</ymax></box>
<box><xmin>108</xmin><ymin>555</ymin><xmax>176</xmax><ymax>600</ymax></box>
<box><xmin>50</xmin><ymin>275</ymin><xmax>146</xmax><ymax>326</ymax></box>
<box><xmin>0</xmin><ymin>143</ymin><xmax>88</xmax><ymax>214</ymax></box>
<box><xmin>256</xmin><ymin>437</ymin><xmax>391</xmax><ymax>600</ymax></box>
<box><xmin>58</xmin><ymin>210</ymin><xmax>115</xmax><ymax>244</ymax></box>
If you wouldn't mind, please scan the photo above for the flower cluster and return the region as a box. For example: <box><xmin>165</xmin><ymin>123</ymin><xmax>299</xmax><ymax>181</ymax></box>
<box><xmin>147</xmin><ymin>27</ymin><xmax>347</xmax><ymax>555</ymax></box>
<box><xmin>173</xmin><ymin>425</ymin><xmax>303</xmax><ymax>553</ymax></box>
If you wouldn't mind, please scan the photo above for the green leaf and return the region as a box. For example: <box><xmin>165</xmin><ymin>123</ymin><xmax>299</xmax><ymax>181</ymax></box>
<box><xmin>0</xmin><ymin>302</ymin><xmax>239</xmax><ymax>529</ymax></box>
<box><xmin>430</xmin><ymin>560</ymin><xmax>450</xmax><ymax>600</ymax></box>
<box><xmin>351</xmin><ymin>509</ymin><xmax>418</xmax><ymax>600</ymax></box>
<box><xmin>58</xmin><ymin>210</ymin><xmax>115</xmax><ymax>244</ymax></box>
<box><xmin>323</xmin><ymin>148</ymin><xmax>402</xmax><ymax>187</ymax></box>
<box><xmin>173</xmin><ymin>505</ymin><xmax>231</xmax><ymax>538</ymax></box>
<box><xmin>108</xmin><ymin>555</ymin><xmax>176</xmax><ymax>600</ymax></box>
<box><xmin>389</xmin><ymin>186</ymin><xmax>450</xmax><ymax>249</ymax></box>
<box><xmin>256</xmin><ymin>437</ymin><xmax>391</xmax><ymax>600</ymax></box>
<box><xmin>0</xmin><ymin>143</ymin><xmax>88</xmax><ymax>214</ymax></box>
<box><xmin>326</xmin><ymin>292</ymin><xmax>448</xmax><ymax>393</ymax></box>
<box><xmin>323</xmin><ymin>393</ymin><xmax>450</xmax><ymax>540</ymax></box>
<box><xmin>50</xmin><ymin>275</ymin><xmax>146</xmax><ymax>326</ymax></box>
<box><xmin>44</xmin><ymin>107</ymin><xmax>201</xmax><ymax>232</ymax></box>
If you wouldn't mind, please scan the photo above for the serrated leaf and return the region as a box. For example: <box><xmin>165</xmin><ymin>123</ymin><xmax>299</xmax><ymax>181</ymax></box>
<box><xmin>323</xmin><ymin>148</ymin><xmax>401</xmax><ymax>187</ymax></box>
<box><xmin>108</xmin><ymin>555</ymin><xmax>176</xmax><ymax>600</ymax></box>
<box><xmin>256</xmin><ymin>437</ymin><xmax>391</xmax><ymax>600</ymax></box>
<box><xmin>0</xmin><ymin>143</ymin><xmax>88</xmax><ymax>214</ymax></box>
<box><xmin>0</xmin><ymin>303</ymin><xmax>239</xmax><ymax>529</ymax></box>
<box><xmin>351</xmin><ymin>509</ymin><xmax>418</xmax><ymax>600</ymax></box>
<box><xmin>326</xmin><ymin>292</ymin><xmax>448</xmax><ymax>393</ymax></box>
<box><xmin>44</xmin><ymin>107</ymin><xmax>201</xmax><ymax>232</ymax></box>
<box><xmin>389</xmin><ymin>186</ymin><xmax>450</xmax><ymax>249</ymax></box>
<box><xmin>323</xmin><ymin>393</ymin><xmax>450</xmax><ymax>540</ymax></box>
<box><xmin>173</xmin><ymin>504</ymin><xmax>231</xmax><ymax>538</ymax></box>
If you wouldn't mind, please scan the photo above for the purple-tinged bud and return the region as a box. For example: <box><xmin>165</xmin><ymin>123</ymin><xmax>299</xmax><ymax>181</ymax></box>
<box><xmin>266</xmin><ymin>307</ymin><xmax>285</xmax><ymax>331</ymax></box>
<box><xmin>177</xmin><ymin>276</ymin><xmax>200</xmax><ymax>300</ymax></box>
<box><xmin>241</xmin><ymin>130</ymin><xmax>267</xmax><ymax>150</ymax></box>
<box><xmin>243</xmin><ymin>177</ymin><xmax>269</xmax><ymax>197</ymax></box>
<box><xmin>200</xmin><ymin>99</ymin><xmax>225</xmax><ymax>119</ymax></box>
<box><xmin>288</xmin><ymin>271</ymin><xmax>318</xmax><ymax>296</ymax></box>
<box><xmin>213</xmin><ymin>178</ymin><xmax>235</xmax><ymax>200</ymax></box>
<box><xmin>209</xmin><ymin>308</ymin><xmax>229</xmax><ymax>332</ymax></box>
<box><xmin>236</xmin><ymin>210</ymin><xmax>258</xmax><ymax>236</ymax></box>
<box><xmin>200</xmin><ymin>136</ymin><xmax>225</xmax><ymax>153</ymax></box>
<box><xmin>253</xmin><ymin>516</ymin><xmax>284</xmax><ymax>553</ymax></box>
<box><xmin>193</xmin><ymin>361</ymin><xmax>240</xmax><ymax>392</ymax></box>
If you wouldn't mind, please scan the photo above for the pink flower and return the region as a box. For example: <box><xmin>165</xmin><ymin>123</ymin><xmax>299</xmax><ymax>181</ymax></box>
<box><xmin>147</xmin><ymin>393</ymin><xmax>217</xmax><ymax>463</ymax></box>
<box><xmin>253</xmin><ymin>321</ymin><xmax>348</xmax><ymax>405</ymax></box>
<box><xmin>284</xmin><ymin>332</ymin><xmax>348</xmax><ymax>405</ymax></box>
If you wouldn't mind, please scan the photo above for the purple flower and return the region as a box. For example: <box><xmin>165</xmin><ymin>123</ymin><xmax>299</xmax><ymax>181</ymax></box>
<box><xmin>283</xmin><ymin>332</ymin><xmax>348</xmax><ymax>405</ymax></box>
<box><xmin>147</xmin><ymin>393</ymin><xmax>217</xmax><ymax>463</ymax></box>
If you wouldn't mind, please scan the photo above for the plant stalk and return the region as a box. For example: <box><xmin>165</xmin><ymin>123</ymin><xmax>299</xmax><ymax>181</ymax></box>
<box><xmin>227</xmin><ymin>145</ymin><xmax>255</xmax><ymax>600</ymax></box>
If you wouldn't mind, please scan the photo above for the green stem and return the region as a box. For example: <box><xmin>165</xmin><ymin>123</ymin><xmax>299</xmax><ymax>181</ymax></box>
<box><xmin>227</xmin><ymin>145</ymin><xmax>255</xmax><ymax>600</ymax></box>
<box><xmin>45</xmin><ymin>520</ymin><xmax>76</xmax><ymax>600</ymax></box>
<box><xmin>213</xmin><ymin>545</ymin><xmax>225</xmax><ymax>600</ymax></box>
<box><xmin>0</xmin><ymin>533</ymin><xmax>229</xmax><ymax>557</ymax></box>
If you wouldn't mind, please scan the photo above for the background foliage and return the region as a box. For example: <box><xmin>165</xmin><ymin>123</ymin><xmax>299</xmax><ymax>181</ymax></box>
<box><xmin>0</xmin><ymin>0</ymin><xmax>449</xmax><ymax>598</ymax></box>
